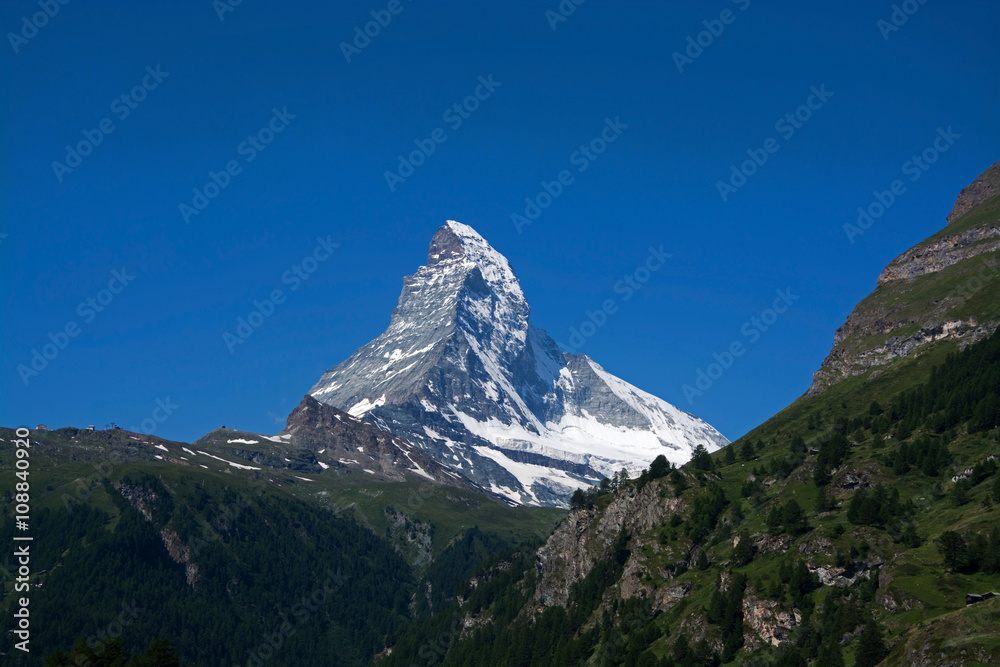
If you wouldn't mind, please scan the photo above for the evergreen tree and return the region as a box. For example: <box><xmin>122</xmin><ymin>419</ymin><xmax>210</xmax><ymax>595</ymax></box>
<box><xmin>854</xmin><ymin>621</ymin><xmax>888</xmax><ymax>667</ymax></box>
<box><xmin>814</xmin><ymin>637</ymin><xmax>844</xmax><ymax>667</ymax></box>
<box><xmin>723</xmin><ymin>446</ymin><xmax>736</xmax><ymax>466</ymax></box>
<box><xmin>691</xmin><ymin>445</ymin><xmax>713</xmax><ymax>471</ymax></box>
<box><xmin>732</xmin><ymin>531</ymin><xmax>754</xmax><ymax>567</ymax></box>
<box><xmin>815</xmin><ymin>485</ymin><xmax>835</xmax><ymax>513</ymax></box>
<box><xmin>649</xmin><ymin>454</ymin><xmax>671</xmax><ymax>479</ymax></box>
<box><xmin>782</xmin><ymin>499</ymin><xmax>809</xmax><ymax>535</ymax></box>
<box><xmin>936</xmin><ymin>530</ymin><xmax>969</xmax><ymax>571</ymax></box>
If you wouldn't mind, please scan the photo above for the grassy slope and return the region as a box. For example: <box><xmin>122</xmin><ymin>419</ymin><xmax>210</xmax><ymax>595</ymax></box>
<box><xmin>819</xmin><ymin>193</ymin><xmax>1000</xmax><ymax>368</ymax></box>
<box><xmin>383</xmin><ymin>193</ymin><xmax>1000</xmax><ymax>666</ymax></box>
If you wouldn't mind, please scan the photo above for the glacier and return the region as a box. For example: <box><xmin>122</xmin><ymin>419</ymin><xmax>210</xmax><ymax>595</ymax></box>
<box><xmin>309</xmin><ymin>220</ymin><xmax>728</xmax><ymax>506</ymax></box>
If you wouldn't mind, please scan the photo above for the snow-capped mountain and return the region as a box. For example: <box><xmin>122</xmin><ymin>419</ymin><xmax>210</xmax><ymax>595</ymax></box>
<box><xmin>309</xmin><ymin>221</ymin><xmax>728</xmax><ymax>506</ymax></box>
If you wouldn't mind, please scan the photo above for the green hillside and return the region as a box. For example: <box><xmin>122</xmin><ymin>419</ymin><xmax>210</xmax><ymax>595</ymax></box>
<box><xmin>372</xmin><ymin>185</ymin><xmax>1000</xmax><ymax>667</ymax></box>
<box><xmin>373</xmin><ymin>327</ymin><xmax>1000</xmax><ymax>667</ymax></box>
<box><xmin>0</xmin><ymin>428</ymin><xmax>562</xmax><ymax>665</ymax></box>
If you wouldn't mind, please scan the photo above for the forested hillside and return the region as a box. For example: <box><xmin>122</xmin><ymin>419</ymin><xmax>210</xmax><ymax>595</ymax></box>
<box><xmin>377</xmin><ymin>327</ymin><xmax>1000</xmax><ymax>666</ymax></box>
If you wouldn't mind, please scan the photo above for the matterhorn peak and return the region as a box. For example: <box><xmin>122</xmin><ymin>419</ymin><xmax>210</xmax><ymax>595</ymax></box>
<box><xmin>308</xmin><ymin>221</ymin><xmax>727</xmax><ymax>506</ymax></box>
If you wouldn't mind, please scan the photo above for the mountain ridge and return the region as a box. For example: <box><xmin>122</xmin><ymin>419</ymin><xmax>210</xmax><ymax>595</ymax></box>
<box><xmin>811</xmin><ymin>160</ymin><xmax>1000</xmax><ymax>395</ymax></box>
<box><xmin>308</xmin><ymin>220</ymin><xmax>728</xmax><ymax>506</ymax></box>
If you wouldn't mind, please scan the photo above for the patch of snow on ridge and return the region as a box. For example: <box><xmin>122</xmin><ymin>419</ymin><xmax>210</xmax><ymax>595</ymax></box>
<box><xmin>197</xmin><ymin>450</ymin><xmax>261</xmax><ymax>470</ymax></box>
<box><xmin>227</xmin><ymin>438</ymin><xmax>259</xmax><ymax>445</ymax></box>
<box><xmin>587</xmin><ymin>359</ymin><xmax>729</xmax><ymax>459</ymax></box>
<box><xmin>348</xmin><ymin>395</ymin><xmax>386</xmax><ymax>417</ymax></box>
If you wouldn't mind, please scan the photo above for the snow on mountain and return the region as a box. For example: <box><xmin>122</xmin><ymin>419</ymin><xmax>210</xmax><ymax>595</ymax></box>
<box><xmin>309</xmin><ymin>221</ymin><xmax>728</xmax><ymax>506</ymax></box>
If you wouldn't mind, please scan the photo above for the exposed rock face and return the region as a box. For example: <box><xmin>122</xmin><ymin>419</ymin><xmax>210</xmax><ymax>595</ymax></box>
<box><xmin>742</xmin><ymin>595</ymin><xmax>800</xmax><ymax>649</ymax></box>
<box><xmin>279</xmin><ymin>395</ymin><xmax>493</xmax><ymax>496</ymax></box>
<box><xmin>384</xmin><ymin>507</ymin><xmax>433</xmax><ymax>569</ymax></box>
<box><xmin>308</xmin><ymin>221</ymin><xmax>727</xmax><ymax>506</ymax></box>
<box><xmin>811</xmin><ymin>318</ymin><xmax>998</xmax><ymax>395</ymax></box>
<box><xmin>532</xmin><ymin>477</ymin><xmax>684</xmax><ymax>611</ymax></box>
<box><xmin>877</xmin><ymin>226</ymin><xmax>1000</xmax><ymax>285</ymax></box>
<box><xmin>810</xmin><ymin>160</ymin><xmax>1000</xmax><ymax>395</ymax></box>
<box><xmin>115</xmin><ymin>482</ymin><xmax>200</xmax><ymax>586</ymax></box>
<box><xmin>947</xmin><ymin>159</ymin><xmax>1000</xmax><ymax>225</ymax></box>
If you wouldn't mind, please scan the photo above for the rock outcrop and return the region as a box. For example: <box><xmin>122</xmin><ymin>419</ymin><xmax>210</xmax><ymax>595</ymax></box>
<box><xmin>877</xmin><ymin>226</ymin><xmax>1000</xmax><ymax>285</ymax></box>
<box><xmin>742</xmin><ymin>595</ymin><xmax>801</xmax><ymax>649</ymax></box>
<box><xmin>531</xmin><ymin>477</ymin><xmax>684</xmax><ymax>612</ymax></box>
<box><xmin>947</xmin><ymin>159</ymin><xmax>1000</xmax><ymax>225</ymax></box>
<box><xmin>810</xmin><ymin>160</ymin><xmax>1000</xmax><ymax>395</ymax></box>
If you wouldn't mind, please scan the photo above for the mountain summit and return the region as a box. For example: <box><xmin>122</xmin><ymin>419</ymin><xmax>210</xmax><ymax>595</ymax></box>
<box><xmin>309</xmin><ymin>221</ymin><xmax>727</xmax><ymax>506</ymax></box>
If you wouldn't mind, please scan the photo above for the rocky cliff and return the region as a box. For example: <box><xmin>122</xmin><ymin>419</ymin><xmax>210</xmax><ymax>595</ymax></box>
<box><xmin>530</xmin><ymin>476</ymin><xmax>686</xmax><ymax>612</ymax></box>
<box><xmin>810</xmin><ymin>161</ymin><xmax>1000</xmax><ymax>394</ymax></box>
<box><xmin>947</xmin><ymin>159</ymin><xmax>1000</xmax><ymax>225</ymax></box>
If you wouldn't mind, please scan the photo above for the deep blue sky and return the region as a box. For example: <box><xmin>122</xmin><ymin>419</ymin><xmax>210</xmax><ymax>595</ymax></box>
<box><xmin>2</xmin><ymin>0</ymin><xmax>998</xmax><ymax>443</ymax></box>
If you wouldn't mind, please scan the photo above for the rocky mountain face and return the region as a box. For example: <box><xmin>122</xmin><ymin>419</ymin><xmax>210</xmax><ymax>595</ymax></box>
<box><xmin>947</xmin><ymin>159</ymin><xmax>1000</xmax><ymax>225</ymax></box>
<box><xmin>277</xmin><ymin>394</ymin><xmax>492</xmax><ymax>493</ymax></box>
<box><xmin>308</xmin><ymin>221</ymin><xmax>728</xmax><ymax>506</ymax></box>
<box><xmin>810</xmin><ymin>161</ymin><xmax>1000</xmax><ymax>394</ymax></box>
<box><xmin>187</xmin><ymin>396</ymin><xmax>495</xmax><ymax>496</ymax></box>
<box><xmin>530</xmin><ymin>476</ymin><xmax>687</xmax><ymax>612</ymax></box>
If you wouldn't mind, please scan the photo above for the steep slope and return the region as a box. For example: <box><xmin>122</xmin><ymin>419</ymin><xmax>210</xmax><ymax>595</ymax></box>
<box><xmin>310</xmin><ymin>221</ymin><xmax>727</xmax><ymax>507</ymax></box>
<box><xmin>811</xmin><ymin>160</ymin><xmax>1000</xmax><ymax>395</ymax></box>
<box><xmin>0</xmin><ymin>422</ymin><xmax>565</xmax><ymax>664</ymax></box>
<box><xmin>375</xmin><ymin>164</ymin><xmax>1000</xmax><ymax>667</ymax></box>
<box><xmin>377</xmin><ymin>312</ymin><xmax>1000</xmax><ymax>667</ymax></box>
<box><xmin>192</xmin><ymin>395</ymin><xmax>496</xmax><ymax>498</ymax></box>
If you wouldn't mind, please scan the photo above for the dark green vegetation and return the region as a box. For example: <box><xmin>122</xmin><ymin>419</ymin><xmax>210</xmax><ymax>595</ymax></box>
<box><xmin>0</xmin><ymin>433</ymin><xmax>561</xmax><ymax>666</ymax></box>
<box><xmin>44</xmin><ymin>636</ymin><xmax>188</xmax><ymax>667</ymax></box>
<box><xmin>372</xmin><ymin>330</ymin><xmax>1000</xmax><ymax>665</ymax></box>
<box><xmin>4</xmin><ymin>171</ymin><xmax>999</xmax><ymax>666</ymax></box>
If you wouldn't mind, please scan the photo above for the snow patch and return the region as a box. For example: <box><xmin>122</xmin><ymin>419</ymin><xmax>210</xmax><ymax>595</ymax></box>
<box><xmin>197</xmin><ymin>450</ymin><xmax>261</xmax><ymax>470</ymax></box>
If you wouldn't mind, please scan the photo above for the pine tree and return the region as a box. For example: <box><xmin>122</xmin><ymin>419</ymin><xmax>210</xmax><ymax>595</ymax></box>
<box><xmin>936</xmin><ymin>530</ymin><xmax>969</xmax><ymax>571</ymax></box>
<box><xmin>854</xmin><ymin>620</ymin><xmax>887</xmax><ymax>667</ymax></box>
<box><xmin>814</xmin><ymin>637</ymin><xmax>844</xmax><ymax>667</ymax></box>
<box><xmin>723</xmin><ymin>446</ymin><xmax>736</xmax><ymax>465</ymax></box>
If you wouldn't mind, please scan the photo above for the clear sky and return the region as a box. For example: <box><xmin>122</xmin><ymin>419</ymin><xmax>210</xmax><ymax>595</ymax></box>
<box><xmin>2</xmin><ymin>0</ymin><xmax>998</xmax><ymax>443</ymax></box>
